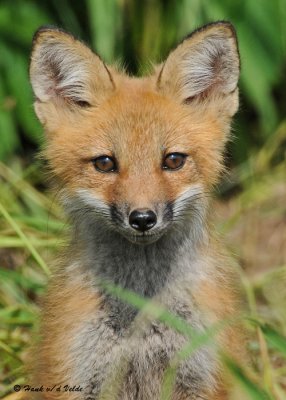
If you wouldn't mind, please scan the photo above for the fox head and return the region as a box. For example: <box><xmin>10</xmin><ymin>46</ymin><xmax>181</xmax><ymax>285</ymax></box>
<box><xmin>30</xmin><ymin>22</ymin><xmax>240</xmax><ymax>245</ymax></box>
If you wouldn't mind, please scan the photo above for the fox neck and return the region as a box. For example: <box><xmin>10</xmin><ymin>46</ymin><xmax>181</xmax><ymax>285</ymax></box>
<box><xmin>70</xmin><ymin>216</ymin><xmax>209</xmax><ymax>330</ymax></box>
<box><xmin>73</xmin><ymin>218</ymin><xmax>208</xmax><ymax>297</ymax></box>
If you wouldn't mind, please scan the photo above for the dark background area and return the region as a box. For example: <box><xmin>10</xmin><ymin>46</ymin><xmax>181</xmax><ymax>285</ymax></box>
<box><xmin>0</xmin><ymin>0</ymin><xmax>285</xmax><ymax>165</ymax></box>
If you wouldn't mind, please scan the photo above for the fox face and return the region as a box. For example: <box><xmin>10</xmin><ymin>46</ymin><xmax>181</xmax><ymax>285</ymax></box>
<box><xmin>30</xmin><ymin>22</ymin><xmax>240</xmax><ymax>244</ymax></box>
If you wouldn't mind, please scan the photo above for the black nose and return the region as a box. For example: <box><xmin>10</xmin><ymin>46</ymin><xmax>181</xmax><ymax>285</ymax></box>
<box><xmin>129</xmin><ymin>209</ymin><xmax>157</xmax><ymax>232</ymax></box>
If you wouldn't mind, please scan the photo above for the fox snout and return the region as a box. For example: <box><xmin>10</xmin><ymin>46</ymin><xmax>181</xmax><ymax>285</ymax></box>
<box><xmin>67</xmin><ymin>183</ymin><xmax>206</xmax><ymax>245</ymax></box>
<box><xmin>110</xmin><ymin>201</ymin><xmax>172</xmax><ymax>243</ymax></box>
<box><xmin>129</xmin><ymin>209</ymin><xmax>157</xmax><ymax>232</ymax></box>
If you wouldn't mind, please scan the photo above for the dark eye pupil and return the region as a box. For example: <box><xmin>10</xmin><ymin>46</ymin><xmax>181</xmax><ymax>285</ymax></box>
<box><xmin>92</xmin><ymin>156</ymin><xmax>116</xmax><ymax>172</ymax></box>
<box><xmin>163</xmin><ymin>153</ymin><xmax>186</xmax><ymax>170</ymax></box>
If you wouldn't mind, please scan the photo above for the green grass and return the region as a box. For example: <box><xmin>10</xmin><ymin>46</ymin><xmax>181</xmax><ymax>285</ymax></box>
<box><xmin>0</xmin><ymin>122</ymin><xmax>285</xmax><ymax>399</ymax></box>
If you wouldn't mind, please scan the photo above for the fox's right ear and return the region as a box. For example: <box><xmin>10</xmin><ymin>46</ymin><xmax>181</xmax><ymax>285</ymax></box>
<box><xmin>30</xmin><ymin>27</ymin><xmax>115</xmax><ymax>125</ymax></box>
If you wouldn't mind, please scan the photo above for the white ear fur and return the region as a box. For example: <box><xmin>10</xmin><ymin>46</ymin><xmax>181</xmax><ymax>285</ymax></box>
<box><xmin>157</xmin><ymin>22</ymin><xmax>240</xmax><ymax>106</ymax></box>
<box><xmin>30</xmin><ymin>27</ymin><xmax>114</xmax><ymax>107</ymax></box>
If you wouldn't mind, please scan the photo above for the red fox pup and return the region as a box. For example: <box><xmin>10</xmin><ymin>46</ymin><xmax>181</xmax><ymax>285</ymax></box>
<box><xmin>29</xmin><ymin>21</ymin><xmax>246</xmax><ymax>399</ymax></box>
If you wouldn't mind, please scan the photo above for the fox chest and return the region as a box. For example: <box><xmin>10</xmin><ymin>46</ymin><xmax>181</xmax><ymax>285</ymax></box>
<box><xmin>69</xmin><ymin>302</ymin><xmax>217</xmax><ymax>400</ymax></box>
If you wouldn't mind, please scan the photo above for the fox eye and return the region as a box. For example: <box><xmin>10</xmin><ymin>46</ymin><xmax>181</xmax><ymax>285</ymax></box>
<box><xmin>162</xmin><ymin>153</ymin><xmax>187</xmax><ymax>170</ymax></box>
<box><xmin>91</xmin><ymin>155</ymin><xmax>117</xmax><ymax>173</ymax></box>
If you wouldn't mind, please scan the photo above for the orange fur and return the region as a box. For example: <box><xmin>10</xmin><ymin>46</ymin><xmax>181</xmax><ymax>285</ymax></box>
<box><xmin>28</xmin><ymin>269</ymin><xmax>101</xmax><ymax>400</ymax></box>
<box><xmin>27</xmin><ymin>22</ymin><xmax>246</xmax><ymax>400</ymax></box>
<box><xmin>193</xmin><ymin>255</ymin><xmax>248</xmax><ymax>398</ymax></box>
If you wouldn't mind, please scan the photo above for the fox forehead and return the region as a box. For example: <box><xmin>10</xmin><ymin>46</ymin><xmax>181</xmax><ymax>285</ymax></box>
<box><xmin>52</xmin><ymin>79</ymin><xmax>218</xmax><ymax>159</ymax></box>
<box><xmin>44</xmin><ymin>79</ymin><xmax>223</xmax><ymax>192</ymax></box>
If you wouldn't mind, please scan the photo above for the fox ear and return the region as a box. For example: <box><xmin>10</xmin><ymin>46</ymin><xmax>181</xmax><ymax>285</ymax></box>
<box><xmin>30</xmin><ymin>26</ymin><xmax>114</xmax><ymax>120</ymax></box>
<box><xmin>157</xmin><ymin>22</ymin><xmax>240</xmax><ymax>114</ymax></box>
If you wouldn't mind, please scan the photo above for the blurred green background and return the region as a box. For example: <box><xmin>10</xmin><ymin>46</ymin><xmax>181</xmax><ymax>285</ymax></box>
<box><xmin>0</xmin><ymin>1</ymin><xmax>286</xmax><ymax>399</ymax></box>
<box><xmin>0</xmin><ymin>0</ymin><xmax>286</xmax><ymax>163</ymax></box>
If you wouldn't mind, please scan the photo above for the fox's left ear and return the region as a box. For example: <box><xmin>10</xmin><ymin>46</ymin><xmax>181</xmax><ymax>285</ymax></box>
<box><xmin>157</xmin><ymin>22</ymin><xmax>240</xmax><ymax>116</ymax></box>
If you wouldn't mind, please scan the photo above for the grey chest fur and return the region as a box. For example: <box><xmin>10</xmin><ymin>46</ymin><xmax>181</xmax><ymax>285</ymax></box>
<box><xmin>71</xmin><ymin>293</ymin><xmax>217</xmax><ymax>400</ymax></box>
<box><xmin>70</xmin><ymin>231</ymin><xmax>217</xmax><ymax>399</ymax></box>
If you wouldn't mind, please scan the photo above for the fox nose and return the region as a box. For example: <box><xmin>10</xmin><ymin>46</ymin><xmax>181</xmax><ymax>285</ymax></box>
<box><xmin>129</xmin><ymin>209</ymin><xmax>157</xmax><ymax>232</ymax></box>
